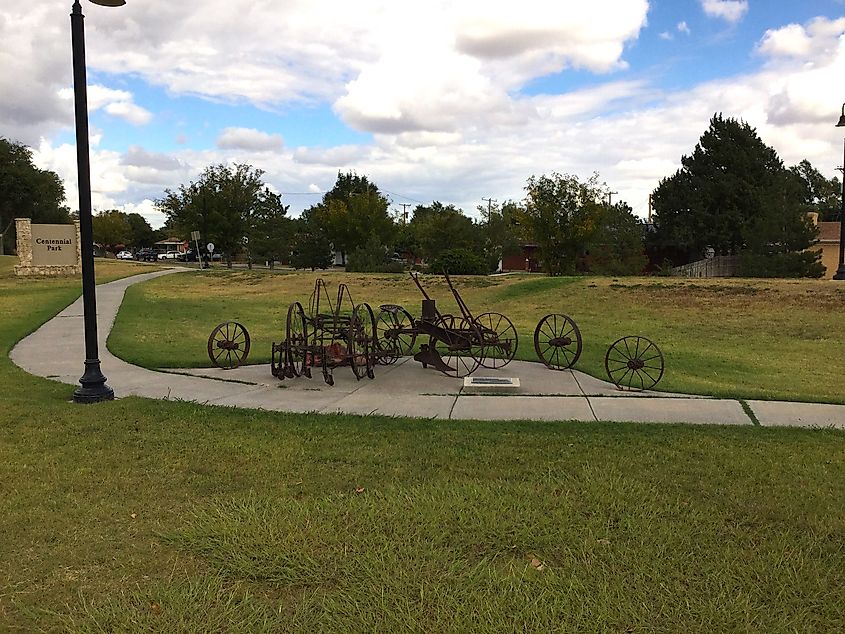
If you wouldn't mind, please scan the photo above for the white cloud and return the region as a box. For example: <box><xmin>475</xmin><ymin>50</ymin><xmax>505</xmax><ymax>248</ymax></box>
<box><xmin>104</xmin><ymin>101</ymin><xmax>153</xmax><ymax>126</ymax></box>
<box><xmin>216</xmin><ymin>127</ymin><xmax>284</xmax><ymax>152</ymax></box>
<box><xmin>700</xmin><ymin>0</ymin><xmax>748</xmax><ymax>23</ymax></box>
<box><xmin>58</xmin><ymin>85</ymin><xmax>152</xmax><ymax>126</ymax></box>
<box><xmin>13</xmin><ymin>3</ymin><xmax>845</xmax><ymax>230</ymax></box>
<box><xmin>678</xmin><ymin>21</ymin><xmax>691</xmax><ymax>35</ymax></box>
<box><xmin>659</xmin><ymin>32</ymin><xmax>673</xmax><ymax>41</ymax></box>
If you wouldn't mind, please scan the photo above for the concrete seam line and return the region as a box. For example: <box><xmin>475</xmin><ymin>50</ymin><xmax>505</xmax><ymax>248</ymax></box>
<box><xmin>739</xmin><ymin>400</ymin><xmax>761</xmax><ymax>426</ymax></box>
<box><xmin>583</xmin><ymin>396</ymin><xmax>599</xmax><ymax>422</ymax></box>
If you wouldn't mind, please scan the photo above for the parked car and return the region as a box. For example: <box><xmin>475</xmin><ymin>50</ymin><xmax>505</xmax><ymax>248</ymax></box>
<box><xmin>157</xmin><ymin>251</ymin><xmax>180</xmax><ymax>260</ymax></box>
<box><xmin>116</xmin><ymin>250</ymin><xmax>133</xmax><ymax>260</ymax></box>
<box><xmin>179</xmin><ymin>249</ymin><xmax>198</xmax><ymax>262</ymax></box>
<box><xmin>136</xmin><ymin>248</ymin><xmax>157</xmax><ymax>262</ymax></box>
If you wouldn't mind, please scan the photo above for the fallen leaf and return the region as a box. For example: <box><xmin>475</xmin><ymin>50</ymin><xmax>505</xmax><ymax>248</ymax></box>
<box><xmin>530</xmin><ymin>558</ymin><xmax>545</xmax><ymax>571</ymax></box>
<box><xmin>150</xmin><ymin>602</ymin><xmax>161</xmax><ymax>614</ymax></box>
<box><xmin>130</xmin><ymin>513</ymin><xmax>137</xmax><ymax>519</ymax></box>
<box><xmin>354</xmin><ymin>486</ymin><xmax>365</xmax><ymax>494</ymax></box>
<box><xmin>597</xmin><ymin>538</ymin><xmax>611</xmax><ymax>546</ymax></box>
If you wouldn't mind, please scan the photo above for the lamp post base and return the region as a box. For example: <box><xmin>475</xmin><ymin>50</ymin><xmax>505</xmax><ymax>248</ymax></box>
<box><xmin>73</xmin><ymin>359</ymin><xmax>115</xmax><ymax>403</ymax></box>
<box><xmin>833</xmin><ymin>264</ymin><xmax>845</xmax><ymax>280</ymax></box>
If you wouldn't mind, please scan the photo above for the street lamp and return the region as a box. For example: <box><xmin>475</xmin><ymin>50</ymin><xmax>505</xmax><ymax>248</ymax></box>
<box><xmin>834</xmin><ymin>103</ymin><xmax>845</xmax><ymax>280</ymax></box>
<box><xmin>70</xmin><ymin>0</ymin><xmax>125</xmax><ymax>403</ymax></box>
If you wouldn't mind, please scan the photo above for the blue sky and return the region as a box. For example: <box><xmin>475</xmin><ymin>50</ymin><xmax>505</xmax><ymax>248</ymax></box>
<box><xmin>1</xmin><ymin>0</ymin><xmax>844</xmax><ymax>228</ymax></box>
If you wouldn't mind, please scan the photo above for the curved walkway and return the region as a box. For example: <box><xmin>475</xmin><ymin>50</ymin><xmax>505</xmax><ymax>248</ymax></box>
<box><xmin>10</xmin><ymin>269</ymin><xmax>845</xmax><ymax>428</ymax></box>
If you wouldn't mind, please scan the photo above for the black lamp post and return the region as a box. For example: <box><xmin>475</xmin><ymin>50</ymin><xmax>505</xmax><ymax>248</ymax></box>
<box><xmin>834</xmin><ymin>103</ymin><xmax>845</xmax><ymax>281</ymax></box>
<box><xmin>71</xmin><ymin>0</ymin><xmax>125</xmax><ymax>403</ymax></box>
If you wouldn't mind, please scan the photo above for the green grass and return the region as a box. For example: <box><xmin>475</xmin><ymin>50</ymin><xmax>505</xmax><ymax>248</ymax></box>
<box><xmin>108</xmin><ymin>269</ymin><xmax>845</xmax><ymax>403</ymax></box>
<box><xmin>1</xmin><ymin>255</ymin><xmax>844</xmax><ymax>631</ymax></box>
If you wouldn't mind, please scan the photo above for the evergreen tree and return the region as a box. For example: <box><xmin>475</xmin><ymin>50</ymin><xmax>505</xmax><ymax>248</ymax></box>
<box><xmin>650</xmin><ymin>114</ymin><xmax>820</xmax><ymax>277</ymax></box>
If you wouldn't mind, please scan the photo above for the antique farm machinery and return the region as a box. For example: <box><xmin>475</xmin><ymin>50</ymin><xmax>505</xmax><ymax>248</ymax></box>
<box><xmin>373</xmin><ymin>272</ymin><xmax>518</xmax><ymax>378</ymax></box>
<box><xmin>271</xmin><ymin>279</ymin><xmax>378</xmax><ymax>386</ymax></box>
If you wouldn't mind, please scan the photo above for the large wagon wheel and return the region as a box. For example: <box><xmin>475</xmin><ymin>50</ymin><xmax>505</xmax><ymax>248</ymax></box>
<box><xmin>604</xmin><ymin>336</ymin><xmax>664</xmax><ymax>391</ymax></box>
<box><xmin>534</xmin><ymin>314</ymin><xmax>582</xmax><ymax>370</ymax></box>
<box><xmin>376</xmin><ymin>304</ymin><xmax>416</xmax><ymax>365</ymax></box>
<box><xmin>474</xmin><ymin>311</ymin><xmax>518</xmax><ymax>369</ymax></box>
<box><xmin>207</xmin><ymin>321</ymin><xmax>250</xmax><ymax>369</ymax></box>
<box><xmin>349</xmin><ymin>303</ymin><xmax>377</xmax><ymax>380</ymax></box>
<box><xmin>428</xmin><ymin>315</ymin><xmax>482</xmax><ymax>378</ymax></box>
<box><xmin>285</xmin><ymin>302</ymin><xmax>308</xmax><ymax>378</ymax></box>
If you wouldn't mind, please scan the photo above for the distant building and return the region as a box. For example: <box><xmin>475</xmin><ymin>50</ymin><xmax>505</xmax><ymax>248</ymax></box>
<box><xmin>501</xmin><ymin>244</ymin><xmax>541</xmax><ymax>272</ymax></box>
<box><xmin>816</xmin><ymin>221</ymin><xmax>841</xmax><ymax>279</ymax></box>
<box><xmin>154</xmin><ymin>238</ymin><xmax>188</xmax><ymax>254</ymax></box>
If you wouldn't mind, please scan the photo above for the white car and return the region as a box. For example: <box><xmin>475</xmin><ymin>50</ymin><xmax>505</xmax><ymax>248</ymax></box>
<box><xmin>157</xmin><ymin>251</ymin><xmax>180</xmax><ymax>260</ymax></box>
<box><xmin>116</xmin><ymin>250</ymin><xmax>133</xmax><ymax>260</ymax></box>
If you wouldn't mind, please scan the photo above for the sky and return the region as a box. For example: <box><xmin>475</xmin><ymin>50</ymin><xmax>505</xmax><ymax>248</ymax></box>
<box><xmin>1</xmin><ymin>0</ymin><xmax>844</xmax><ymax>229</ymax></box>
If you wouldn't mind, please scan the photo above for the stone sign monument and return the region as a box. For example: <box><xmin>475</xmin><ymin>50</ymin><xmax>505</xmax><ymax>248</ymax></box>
<box><xmin>14</xmin><ymin>218</ymin><xmax>82</xmax><ymax>277</ymax></box>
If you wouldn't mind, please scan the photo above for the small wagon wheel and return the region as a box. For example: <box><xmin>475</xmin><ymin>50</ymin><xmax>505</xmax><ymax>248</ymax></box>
<box><xmin>285</xmin><ymin>302</ymin><xmax>308</xmax><ymax>378</ymax></box>
<box><xmin>474</xmin><ymin>311</ymin><xmax>518</xmax><ymax>369</ymax></box>
<box><xmin>534</xmin><ymin>314</ymin><xmax>582</xmax><ymax>370</ymax></box>
<box><xmin>349</xmin><ymin>303</ymin><xmax>377</xmax><ymax>380</ymax></box>
<box><xmin>376</xmin><ymin>304</ymin><xmax>416</xmax><ymax>365</ymax></box>
<box><xmin>428</xmin><ymin>315</ymin><xmax>482</xmax><ymax>378</ymax></box>
<box><xmin>604</xmin><ymin>336</ymin><xmax>664</xmax><ymax>391</ymax></box>
<box><xmin>207</xmin><ymin>321</ymin><xmax>250</xmax><ymax>369</ymax></box>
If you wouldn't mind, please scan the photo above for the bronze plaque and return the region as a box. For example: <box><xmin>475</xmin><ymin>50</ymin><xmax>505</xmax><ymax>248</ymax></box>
<box><xmin>31</xmin><ymin>224</ymin><xmax>78</xmax><ymax>266</ymax></box>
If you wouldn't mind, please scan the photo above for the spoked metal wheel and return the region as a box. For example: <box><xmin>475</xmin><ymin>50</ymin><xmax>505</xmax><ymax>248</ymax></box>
<box><xmin>474</xmin><ymin>311</ymin><xmax>518</xmax><ymax>369</ymax></box>
<box><xmin>207</xmin><ymin>321</ymin><xmax>251</xmax><ymax>369</ymax></box>
<box><xmin>285</xmin><ymin>302</ymin><xmax>308</xmax><ymax>378</ymax></box>
<box><xmin>534</xmin><ymin>314</ymin><xmax>582</xmax><ymax>370</ymax></box>
<box><xmin>604</xmin><ymin>336</ymin><xmax>664</xmax><ymax>391</ymax></box>
<box><xmin>428</xmin><ymin>315</ymin><xmax>482</xmax><ymax>378</ymax></box>
<box><xmin>375</xmin><ymin>304</ymin><xmax>416</xmax><ymax>365</ymax></box>
<box><xmin>349</xmin><ymin>303</ymin><xmax>377</xmax><ymax>380</ymax></box>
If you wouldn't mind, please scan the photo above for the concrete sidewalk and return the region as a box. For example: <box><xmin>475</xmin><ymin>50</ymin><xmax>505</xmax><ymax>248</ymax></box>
<box><xmin>10</xmin><ymin>269</ymin><xmax>845</xmax><ymax>429</ymax></box>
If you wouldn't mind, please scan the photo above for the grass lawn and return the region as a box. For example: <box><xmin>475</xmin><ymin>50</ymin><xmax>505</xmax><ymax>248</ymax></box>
<box><xmin>108</xmin><ymin>268</ymin><xmax>845</xmax><ymax>404</ymax></box>
<box><xmin>1</xmin><ymin>256</ymin><xmax>844</xmax><ymax>632</ymax></box>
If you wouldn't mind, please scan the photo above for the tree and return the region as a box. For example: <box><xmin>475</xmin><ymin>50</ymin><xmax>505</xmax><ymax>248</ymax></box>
<box><xmin>290</xmin><ymin>218</ymin><xmax>333</xmax><ymax>271</ymax></box>
<box><xmin>789</xmin><ymin>159</ymin><xmax>841</xmax><ymax>221</ymax></box>
<box><xmin>248</xmin><ymin>191</ymin><xmax>291</xmax><ymax>268</ymax></box>
<box><xmin>586</xmin><ymin>202</ymin><xmax>647</xmax><ymax>275</ymax></box>
<box><xmin>522</xmin><ymin>172</ymin><xmax>606</xmax><ymax>276</ymax></box>
<box><xmin>157</xmin><ymin>164</ymin><xmax>280</xmax><ymax>265</ymax></box>
<box><xmin>478</xmin><ymin>199</ymin><xmax>522</xmax><ymax>271</ymax></box>
<box><xmin>409</xmin><ymin>202</ymin><xmax>481</xmax><ymax>262</ymax></box>
<box><xmin>649</xmin><ymin>114</ymin><xmax>820</xmax><ymax>275</ymax></box>
<box><xmin>0</xmin><ymin>138</ymin><xmax>71</xmax><ymax>253</ymax></box>
<box><xmin>126</xmin><ymin>213</ymin><xmax>155</xmax><ymax>248</ymax></box>
<box><xmin>304</xmin><ymin>172</ymin><xmax>394</xmax><ymax>264</ymax></box>
<box><xmin>92</xmin><ymin>210</ymin><xmax>131</xmax><ymax>251</ymax></box>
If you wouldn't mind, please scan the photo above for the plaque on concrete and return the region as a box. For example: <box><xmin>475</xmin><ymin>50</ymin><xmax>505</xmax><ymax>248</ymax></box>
<box><xmin>14</xmin><ymin>218</ymin><xmax>82</xmax><ymax>277</ymax></box>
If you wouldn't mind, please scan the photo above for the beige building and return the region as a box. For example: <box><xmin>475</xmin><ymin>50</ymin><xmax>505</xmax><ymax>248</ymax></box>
<box><xmin>816</xmin><ymin>221</ymin><xmax>842</xmax><ymax>279</ymax></box>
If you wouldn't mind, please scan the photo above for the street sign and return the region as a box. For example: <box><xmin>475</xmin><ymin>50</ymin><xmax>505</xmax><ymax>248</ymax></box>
<box><xmin>207</xmin><ymin>242</ymin><xmax>215</xmax><ymax>253</ymax></box>
<box><xmin>191</xmin><ymin>230</ymin><xmax>200</xmax><ymax>241</ymax></box>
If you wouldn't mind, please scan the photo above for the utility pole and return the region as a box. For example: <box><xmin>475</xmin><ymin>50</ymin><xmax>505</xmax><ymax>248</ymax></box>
<box><xmin>398</xmin><ymin>203</ymin><xmax>411</xmax><ymax>224</ymax></box>
<box><xmin>607</xmin><ymin>191</ymin><xmax>619</xmax><ymax>206</ymax></box>
<box><xmin>482</xmin><ymin>197</ymin><xmax>496</xmax><ymax>217</ymax></box>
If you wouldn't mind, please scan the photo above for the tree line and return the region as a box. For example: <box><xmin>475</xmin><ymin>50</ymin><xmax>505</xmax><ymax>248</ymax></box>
<box><xmin>2</xmin><ymin>115</ymin><xmax>840</xmax><ymax>277</ymax></box>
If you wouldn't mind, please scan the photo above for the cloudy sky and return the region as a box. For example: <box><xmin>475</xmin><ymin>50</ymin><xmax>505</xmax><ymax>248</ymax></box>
<box><xmin>1</xmin><ymin>0</ymin><xmax>844</xmax><ymax>228</ymax></box>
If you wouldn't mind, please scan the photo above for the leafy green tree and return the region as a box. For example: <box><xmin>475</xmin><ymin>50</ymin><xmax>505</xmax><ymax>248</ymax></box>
<box><xmin>478</xmin><ymin>199</ymin><xmax>522</xmax><ymax>272</ymax></box>
<box><xmin>290</xmin><ymin>218</ymin><xmax>333</xmax><ymax>271</ymax></box>
<box><xmin>0</xmin><ymin>138</ymin><xmax>71</xmax><ymax>253</ymax></box>
<box><xmin>586</xmin><ymin>202</ymin><xmax>647</xmax><ymax>275</ymax></box>
<box><xmin>305</xmin><ymin>172</ymin><xmax>395</xmax><ymax>264</ymax></box>
<box><xmin>410</xmin><ymin>202</ymin><xmax>481</xmax><ymax>262</ymax></box>
<box><xmin>522</xmin><ymin>172</ymin><xmax>606</xmax><ymax>276</ymax></box>
<box><xmin>126</xmin><ymin>212</ymin><xmax>155</xmax><ymax>248</ymax></box>
<box><xmin>249</xmin><ymin>192</ymin><xmax>291</xmax><ymax>268</ymax></box>
<box><xmin>789</xmin><ymin>159</ymin><xmax>841</xmax><ymax>221</ymax></box>
<box><xmin>650</xmin><ymin>115</ymin><xmax>819</xmax><ymax>274</ymax></box>
<box><xmin>92</xmin><ymin>210</ymin><xmax>131</xmax><ymax>251</ymax></box>
<box><xmin>157</xmin><ymin>164</ymin><xmax>281</xmax><ymax>266</ymax></box>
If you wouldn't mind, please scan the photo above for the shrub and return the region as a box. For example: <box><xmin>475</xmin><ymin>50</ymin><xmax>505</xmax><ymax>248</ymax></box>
<box><xmin>427</xmin><ymin>248</ymin><xmax>488</xmax><ymax>275</ymax></box>
<box><xmin>346</xmin><ymin>235</ymin><xmax>404</xmax><ymax>273</ymax></box>
<box><xmin>737</xmin><ymin>251</ymin><xmax>825</xmax><ymax>278</ymax></box>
